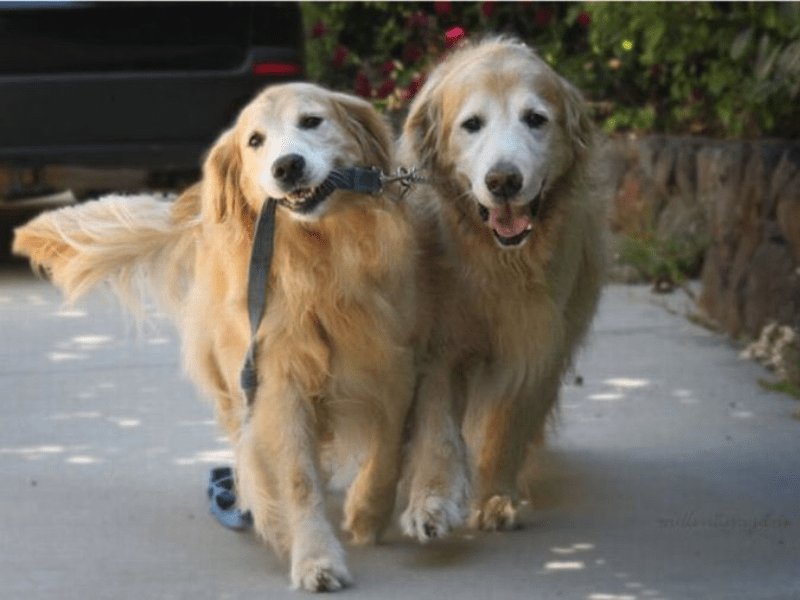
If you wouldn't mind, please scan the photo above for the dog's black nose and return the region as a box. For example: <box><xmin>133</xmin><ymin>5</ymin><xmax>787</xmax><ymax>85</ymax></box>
<box><xmin>485</xmin><ymin>163</ymin><xmax>523</xmax><ymax>200</ymax></box>
<box><xmin>272</xmin><ymin>154</ymin><xmax>306</xmax><ymax>187</ymax></box>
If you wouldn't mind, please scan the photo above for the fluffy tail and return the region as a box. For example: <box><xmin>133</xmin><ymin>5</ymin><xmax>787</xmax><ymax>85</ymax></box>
<box><xmin>12</xmin><ymin>186</ymin><xmax>200</xmax><ymax>320</ymax></box>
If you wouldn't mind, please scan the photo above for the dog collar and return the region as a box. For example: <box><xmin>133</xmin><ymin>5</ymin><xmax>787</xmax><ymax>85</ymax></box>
<box><xmin>239</xmin><ymin>166</ymin><xmax>424</xmax><ymax>405</ymax></box>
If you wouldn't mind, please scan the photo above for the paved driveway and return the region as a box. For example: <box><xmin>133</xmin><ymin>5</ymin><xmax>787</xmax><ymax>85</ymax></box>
<box><xmin>1</xmin><ymin>270</ymin><xmax>797</xmax><ymax>599</ymax></box>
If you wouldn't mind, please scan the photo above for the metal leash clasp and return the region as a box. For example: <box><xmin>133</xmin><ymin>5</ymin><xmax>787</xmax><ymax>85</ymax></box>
<box><xmin>379</xmin><ymin>166</ymin><xmax>427</xmax><ymax>198</ymax></box>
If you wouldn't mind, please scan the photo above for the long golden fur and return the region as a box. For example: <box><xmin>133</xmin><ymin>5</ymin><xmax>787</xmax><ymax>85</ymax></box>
<box><xmin>398</xmin><ymin>38</ymin><xmax>606</xmax><ymax>540</ymax></box>
<box><xmin>13</xmin><ymin>82</ymin><xmax>431</xmax><ymax>591</ymax></box>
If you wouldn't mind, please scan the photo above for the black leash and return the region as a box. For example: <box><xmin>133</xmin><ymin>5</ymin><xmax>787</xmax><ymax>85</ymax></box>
<box><xmin>240</xmin><ymin>197</ymin><xmax>278</xmax><ymax>405</ymax></box>
<box><xmin>239</xmin><ymin>166</ymin><xmax>424</xmax><ymax>406</ymax></box>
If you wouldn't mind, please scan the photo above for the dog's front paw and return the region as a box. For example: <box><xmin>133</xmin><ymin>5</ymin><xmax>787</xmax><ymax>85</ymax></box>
<box><xmin>291</xmin><ymin>555</ymin><xmax>352</xmax><ymax>593</ymax></box>
<box><xmin>468</xmin><ymin>494</ymin><xmax>518</xmax><ymax>531</ymax></box>
<box><xmin>400</xmin><ymin>495</ymin><xmax>464</xmax><ymax>543</ymax></box>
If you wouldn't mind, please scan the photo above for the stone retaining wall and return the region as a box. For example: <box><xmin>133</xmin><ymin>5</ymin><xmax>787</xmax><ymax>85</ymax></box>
<box><xmin>603</xmin><ymin>134</ymin><xmax>800</xmax><ymax>339</ymax></box>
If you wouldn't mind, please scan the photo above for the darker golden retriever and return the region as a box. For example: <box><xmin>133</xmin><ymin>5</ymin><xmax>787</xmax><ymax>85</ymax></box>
<box><xmin>398</xmin><ymin>38</ymin><xmax>606</xmax><ymax>540</ymax></box>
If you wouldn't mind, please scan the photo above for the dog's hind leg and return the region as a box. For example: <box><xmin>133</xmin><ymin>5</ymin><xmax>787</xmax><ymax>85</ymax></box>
<box><xmin>240</xmin><ymin>382</ymin><xmax>351</xmax><ymax>592</ymax></box>
<box><xmin>341</xmin><ymin>417</ymin><xmax>404</xmax><ymax>545</ymax></box>
<box><xmin>341</xmin><ymin>359</ymin><xmax>416</xmax><ymax>545</ymax></box>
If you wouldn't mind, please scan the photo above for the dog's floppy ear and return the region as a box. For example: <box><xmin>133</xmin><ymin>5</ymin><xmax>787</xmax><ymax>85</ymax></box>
<box><xmin>201</xmin><ymin>128</ymin><xmax>246</xmax><ymax>223</ymax></box>
<box><xmin>559</xmin><ymin>77</ymin><xmax>594</xmax><ymax>153</ymax></box>
<box><xmin>401</xmin><ymin>80</ymin><xmax>444</xmax><ymax>171</ymax></box>
<box><xmin>329</xmin><ymin>91</ymin><xmax>393</xmax><ymax>173</ymax></box>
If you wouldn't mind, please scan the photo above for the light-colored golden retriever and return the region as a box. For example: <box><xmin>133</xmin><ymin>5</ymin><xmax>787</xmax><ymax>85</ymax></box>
<box><xmin>398</xmin><ymin>38</ymin><xmax>606</xmax><ymax>540</ymax></box>
<box><xmin>13</xmin><ymin>82</ymin><xmax>430</xmax><ymax>591</ymax></box>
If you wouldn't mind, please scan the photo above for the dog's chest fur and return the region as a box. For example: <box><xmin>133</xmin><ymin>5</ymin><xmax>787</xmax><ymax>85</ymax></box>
<box><xmin>181</xmin><ymin>198</ymin><xmax>417</xmax><ymax>443</ymax></box>
<box><xmin>438</xmin><ymin>198</ymin><xmax>569</xmax><ymax>396</ymax></box>
<box><xmin>262</xmin><ymin>200</ymin><xmax>417</xmax><ymax>395</ymax></box>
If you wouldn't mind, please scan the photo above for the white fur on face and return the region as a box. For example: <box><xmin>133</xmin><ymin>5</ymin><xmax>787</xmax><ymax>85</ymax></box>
<box><xmin>237</xmin><ymin>88</ymin><xmax>352</xmax><ymax>219</ymax></box>
<box><xmin>449</xmin><ymin>86</ymin><xmax>554</xmax><ymax>208</ymax></box>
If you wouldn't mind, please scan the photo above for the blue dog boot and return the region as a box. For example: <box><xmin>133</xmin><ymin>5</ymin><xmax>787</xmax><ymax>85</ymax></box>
<box><xmin>208</xmin><ymin>466</ymin><xmax>253</xmax><ymax>531</ymax></box>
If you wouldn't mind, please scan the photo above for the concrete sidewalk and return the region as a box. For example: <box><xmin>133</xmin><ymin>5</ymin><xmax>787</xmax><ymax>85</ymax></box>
<box><xmin>1</xmin><ymin>270</ymin><xmax>798</xmax><ymax>600</ymax></box>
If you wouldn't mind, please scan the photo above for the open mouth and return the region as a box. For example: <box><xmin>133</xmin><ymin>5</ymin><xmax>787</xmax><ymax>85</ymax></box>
<box><xmin>478</xmin><ymin>194</ymin><xmax>542</xmax><ymax>247</ymax></box>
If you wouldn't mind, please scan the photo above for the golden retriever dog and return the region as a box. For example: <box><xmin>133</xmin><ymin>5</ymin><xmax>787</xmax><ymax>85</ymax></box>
<box><xmin>398</xmin><ymin>38</ymin><xmax>606</xmax><ymax>540</ymax></box>
<box><xmin>13</xmin><ymin>82</ymin><xmax>430</xmax><ymax>591</ymax></box>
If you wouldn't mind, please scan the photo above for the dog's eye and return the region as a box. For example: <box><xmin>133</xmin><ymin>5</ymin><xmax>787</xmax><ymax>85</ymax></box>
<box><xmin>299</xmin><ymin>115</ymin><xmax>324</xmax><ymax>130</ymax></box>
<box><xmin>522</xmin><ymin>111</ymin><xmax>548</xmax><ymax>129</ymax></box>
<box><xmin>461</xmin><ymin>115</ymin><xmax>484</xmax><ymax>133</ymax></box>
<box><xmin>248</xmin><ymin>132</ymin><xmax>265</xmax><ymax>148</ymax></box>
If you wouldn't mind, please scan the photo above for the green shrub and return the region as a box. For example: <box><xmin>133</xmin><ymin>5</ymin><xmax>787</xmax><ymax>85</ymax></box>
<box><xmin>616</xmin><ymin>230</ymin><xmax>707</xmax><ymax>287</ymax></box>
<box><xmin>583</xmin><ymin>2</ymin><xmax>800</xmax><ymax>137</ymax></box>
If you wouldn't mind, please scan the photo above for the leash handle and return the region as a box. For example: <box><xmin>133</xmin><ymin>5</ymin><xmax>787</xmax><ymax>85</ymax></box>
<box><xmin>328</xmin><ymin>168</ymin><xmax>383</xmax><ymax>194</ymax></box>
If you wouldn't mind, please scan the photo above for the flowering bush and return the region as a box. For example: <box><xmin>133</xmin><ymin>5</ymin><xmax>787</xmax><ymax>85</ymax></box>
<box><xmin>302</xmin><ymin>2</ymin><xmax>593</xmax><ymax>125</ymax></box>
<box><xmin>304</xmin><ymin>2</ymin><xmax>470</xmax><ymax>120</ymax></box>
<box><xmin>301</xmin><ymin>2</ymin><xmax>800</xmax><ymax>138</ymax></box>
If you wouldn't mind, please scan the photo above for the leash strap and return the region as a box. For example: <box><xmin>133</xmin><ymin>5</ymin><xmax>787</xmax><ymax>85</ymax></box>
<box><xmin>240</xmin><ymin>198</ymin><xmax>277</xmax><ymax>405</ymax></box>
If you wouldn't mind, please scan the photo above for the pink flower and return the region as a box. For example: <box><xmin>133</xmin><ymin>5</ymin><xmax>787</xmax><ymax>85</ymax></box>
<box><xmin>381</xmin><ymin>60</ymin><xmax>395</xmax><ymax>77</ymax></box>
<box><xmin>402</xmin><ymin>43</ymin><xmax>424</xmax><ymax>66</ymax></box>
<box><xmin>435</xmin><ymin>2</ymin><xmax>453</xmax><ymax>15</ymax></box>
<box><xmin>310</xmin><ymin>21</ymin><xmax>328</xmax><ymax>39</ymax></box>
<box><xmin>535</xmin><ymin>8</ymin><xmax>552</xmax><ymax>27</ymax></box>
<box><xmin>481</xmin><ymin>2</ymin><xmax>496</xmax><ymax>18</ymax></box>
<box><xmin>577</xmin><ymin>11</ymin><xmax>592</xmax><ymax>28</ymax></box>
<box><xmin>354</xmin><ymin>71</ymin><xmax>372</xmax><ymax>98</ymax></box>
<box><xmin>377</xmin><ymin>79</ymin><xmax>395</xmax><ymax>99</ymax></box>
<box><xmin>331</xmin><ymin>45</ymin><xmax>348</xmax><ymax>70</ymax></box>
<box><xmin>445</xmin><ymin>26</ymin><xmax>467</xmax><ymax>49</ymax></box>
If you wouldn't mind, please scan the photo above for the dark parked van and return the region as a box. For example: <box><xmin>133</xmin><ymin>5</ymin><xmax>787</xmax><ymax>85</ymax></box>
<box><xmin>0</xmin><ymin>2</ymin><xmax>304</xmax><ymax>171</ymax></box>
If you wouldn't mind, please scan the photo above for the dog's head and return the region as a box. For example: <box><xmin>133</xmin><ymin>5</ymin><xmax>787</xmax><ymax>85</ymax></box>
<box><xmin>202</xmin><ymin>82</ymin><xmax>392</xmax><ymax>225</ymax></box>
<box><xmin>402</xmin><ymin>38</ymin><xmax>593</xmax><ymax>248</ymax></box>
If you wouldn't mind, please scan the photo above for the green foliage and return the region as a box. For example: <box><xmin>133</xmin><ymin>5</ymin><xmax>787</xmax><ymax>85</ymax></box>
<box><xmin>758</xmin><ymin>378</ymin><xmax>800</xmax><ymax>400</ymax></box>
<box><xmin>616</xmin><ymin>230</ymin><xmax>707</xmax><ymax>287</ymax></box>
<box><xmin>300</xmin><ymin>1</ymin><xmax>800</xmax><ymax>138</ymax></box>
<box><xmin>582</xmin><ymin>2</ymin><xmax>800</xmax><ymax>137</ymax></box>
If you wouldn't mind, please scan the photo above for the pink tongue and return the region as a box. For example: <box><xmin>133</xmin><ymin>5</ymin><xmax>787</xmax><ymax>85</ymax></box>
<box><xmin>489</xmin><ymin>205</ymin><xmax>530</xmax><ymax>238</ymax></box>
